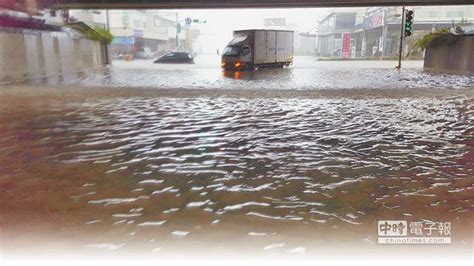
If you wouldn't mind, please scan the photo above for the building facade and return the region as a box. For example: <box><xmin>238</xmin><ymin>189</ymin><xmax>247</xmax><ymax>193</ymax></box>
<box><xmin>316</xmin><ymin>8</ymin><xmax>366</xmax><ymax>57</ymax></box>
<box><xmin>69</xmin><ymin>10</ymin><xmax>197</xmax><ymax>58</ymax></box>
<box><xmin>317</xmin><ymin>6</ymin><xmax>474</xmax><ymax>59</ymax></box>
<box><xmin>108</xmin><ymin>10</ymin><xmax>177</xmax><ymax>57</ymax></box>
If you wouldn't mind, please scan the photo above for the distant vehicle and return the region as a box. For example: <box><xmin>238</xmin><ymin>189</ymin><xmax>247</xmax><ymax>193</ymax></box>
<box><xmin>221</xmin><ymin>29</ymin><xmax>294</xmax><ymax>70</ymax></box>
<box><xmin>153</xmin><ymin>52</ymin><xmax>195</xmax><ymax>64</ymax></box>
<box><xmin>135</xmin><ymin>47</ymin><xmax>154</xmax><ymax>59</ymax></box>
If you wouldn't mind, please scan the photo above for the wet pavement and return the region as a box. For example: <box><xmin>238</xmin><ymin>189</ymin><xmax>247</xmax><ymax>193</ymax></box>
<box><xmin>0</xmin><ymin>56</ymin><xmax>473</xmax><ymax>256</ymax></box>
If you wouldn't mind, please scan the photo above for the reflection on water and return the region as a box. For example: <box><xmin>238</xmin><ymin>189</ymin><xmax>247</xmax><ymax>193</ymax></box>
<box><xmin>222</xmin><ymin>70</ymin><xmax>242</xmax><ymax>80</ymax></box>
<box><xmin>0</xmin><ymin>57</ymin><xmax>473</xmax><ymax>255</ymax></box>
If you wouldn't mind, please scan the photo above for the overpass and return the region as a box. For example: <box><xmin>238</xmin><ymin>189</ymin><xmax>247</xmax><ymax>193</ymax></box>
<box><xmin>43</xmin><ymin>0</ymin><xmax>474</xmax><ymax>9</ymax></box>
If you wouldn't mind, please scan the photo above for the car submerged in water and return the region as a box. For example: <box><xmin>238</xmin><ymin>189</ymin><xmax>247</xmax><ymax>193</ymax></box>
<box><xmin>154</xmin><ymin>52</ymin><xmax>195</xmax><ymax>64</ymax></box>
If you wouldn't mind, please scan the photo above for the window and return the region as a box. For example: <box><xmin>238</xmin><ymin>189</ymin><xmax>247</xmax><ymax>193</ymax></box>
<box><xmin>122</xmin><ymin>15</ymin><xmax>129</xmax><ymax>28</ymax></box>
<box><xmin>446</xmin><ymin>11</ymin><xmax>464</xmax><ymax>18</ymax></box>
<box><xmin>241</xmin><ymin>47</ymin><xmax>250</xmax><ymax>56</ymax></box>
<box><xmin>335</xmin><ymin>13</ymin><xmax>356</xmax><ymax>30</ymax></box>
<box><xmin>223</xmin><ymin>46</ymin><xmax>240</xmax><ymax>56</ymax></box>
<box><xmin>328</xmin><ymin>16</ymin><xmax>335</xmax><ymax>28</ymax></box>
<box><xmin>428</xmin><ymin>11</ymin><xmax>438</xmax><ymax>18</ymax></box>
<box><xmin>154</xmin><ymin>17</ymin><xmax>161</xmax><ymax>27</ymax></box>
<box><xmin>134</xmin><ymin>20</ymin><xmax>141</xmax><ymax>28</ymax></box>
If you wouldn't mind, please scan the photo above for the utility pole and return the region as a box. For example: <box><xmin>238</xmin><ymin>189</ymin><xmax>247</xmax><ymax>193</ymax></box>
<box><xmin>104</xmin><ymin>9</ymin><xmax>111</xmax><ymax>64</ymax></box>
<box><xmin>105</xmin><ymin>9</ymin><xmax>110</xmax><ymax>30</ymax></box>
<box><xmin>381</xmin><ymin>9</ymin><xmax>388</xmax><ymax>59</ymax></box>
<box><xmin>175</xmin><ymin>12</ymin><xmax>179</xmax><ymax>51</ymax></box>
<box><xmin>396</xmin><ymin>6</ymin><xmax>405</xmax><ymax>69</ymax></box>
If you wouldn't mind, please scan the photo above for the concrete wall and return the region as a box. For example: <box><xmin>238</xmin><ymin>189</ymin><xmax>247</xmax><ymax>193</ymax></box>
<box><xmin>424</xmin><ymin>36</ymin><xmax>474</xmax><ymax>74</ymax></box>
<box><xmin>0</xmin><ymin>29</ymin><xmax>107</xmax><ymax>83</ymax></box>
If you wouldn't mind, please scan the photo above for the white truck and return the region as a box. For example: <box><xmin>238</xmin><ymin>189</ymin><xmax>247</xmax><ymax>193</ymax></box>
<box><xmin>221</xmin><ymin>29</ymin><xmax>294</xmax><ymax>70</ymax></box>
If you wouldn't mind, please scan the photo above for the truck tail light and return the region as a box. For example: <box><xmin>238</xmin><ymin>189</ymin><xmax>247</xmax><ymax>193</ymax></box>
<box><xmin>235</xmin><ymin>62</ymin><xmax>241</xmax><ymax>68</ymax></box>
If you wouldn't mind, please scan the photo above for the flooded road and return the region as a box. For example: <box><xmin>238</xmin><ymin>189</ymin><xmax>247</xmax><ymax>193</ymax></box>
<box><xmin>0</xmin><ymin>57</ymin><xmax>473</xmax><ymax>257</ymax></box>
<box><xmin>39</xmin><ymin>56</ymin><xmax>472</xmax><ymax>90</ymax></box>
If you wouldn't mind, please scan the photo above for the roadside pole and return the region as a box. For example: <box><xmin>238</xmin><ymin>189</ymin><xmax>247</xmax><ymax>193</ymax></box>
<box><xmin>106</xmin><ymin>10</ymin><xmax>110</xmax><ymax>30</ymax></box>
<box><xmin>381</xmin><ymin>10</ymin><xmax>387</xmax><ymax>59</ymax></box>
<box><xmin>396</xmin><ymin>6</ymin><xmax>405</xmax><ymax>69</ymax></box>
<box><xmin>105</xmin><ymin>9</ymin><xmax>110</xmax><ymax>64</ymax></box>
<box><xmin>175</xmin><ymin>13</ymin><xmax>179</xmax><ymax>51</ymax></box>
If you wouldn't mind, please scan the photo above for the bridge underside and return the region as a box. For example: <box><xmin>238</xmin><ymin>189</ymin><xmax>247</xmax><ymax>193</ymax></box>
<box><xmin>45</xmin><ymin>0</ymin><xmax>474</xmax><ymax>9</ymax></box>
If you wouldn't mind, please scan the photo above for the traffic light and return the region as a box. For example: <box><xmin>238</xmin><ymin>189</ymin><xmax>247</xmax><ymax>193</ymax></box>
<box><xmin>404</xmin><ymin>10</ymin><xmax>414</xmax><ymax>37</ymax></box>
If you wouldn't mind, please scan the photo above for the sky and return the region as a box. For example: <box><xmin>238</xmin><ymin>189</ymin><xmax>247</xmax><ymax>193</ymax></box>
<box><xmin>74</xmin><ymin>5</ymin><xmax>472</xmax><ymax>54</ymax></box>
<box><xmin>160</xmin><ymin>8</ymin><xmax>339</xmax><ymax>53</ymax></box>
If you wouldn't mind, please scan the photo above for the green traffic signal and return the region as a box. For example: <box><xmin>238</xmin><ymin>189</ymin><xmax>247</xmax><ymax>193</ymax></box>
<box><xmin>404</xmin><ymin>10</ymin><xmax>414</xmax><ymax>37</ymax></box>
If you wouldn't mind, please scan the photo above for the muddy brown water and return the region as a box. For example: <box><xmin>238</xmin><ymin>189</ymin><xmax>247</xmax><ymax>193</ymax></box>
<box><xmin>0</xmin><ymin>58</ymin><xmax>473</xmax><ymax>257</ymax></box>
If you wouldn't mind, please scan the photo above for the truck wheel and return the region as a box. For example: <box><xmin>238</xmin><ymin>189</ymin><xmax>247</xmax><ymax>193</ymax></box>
<box><xmin>278</xmin><ymin>63</ymin><xmax>284</xmax><ymax>68</ymax></box>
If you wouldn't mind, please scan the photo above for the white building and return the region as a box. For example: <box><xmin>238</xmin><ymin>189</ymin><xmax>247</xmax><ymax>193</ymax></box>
<box><xmin>69</xmin><ymin>10</ymin><xmax>187</xmax><ymax>57</ymax></box>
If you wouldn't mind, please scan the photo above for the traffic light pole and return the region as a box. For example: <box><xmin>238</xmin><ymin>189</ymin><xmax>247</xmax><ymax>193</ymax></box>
<box><xmin>397</xmin><ymin>6</ymin><xmax>405</xmax><ymax>69</ymax></box>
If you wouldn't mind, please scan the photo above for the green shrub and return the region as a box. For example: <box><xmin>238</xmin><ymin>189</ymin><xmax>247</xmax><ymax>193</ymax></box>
<box><xmin>69</xmin><ymin>24</ymin><xmax>114</xmax><ymax>45</ymax></box>
<box><xmin>83</xmin><ymin>27</ymin><xmax>114</xmax><ymax>45</ymax></box>
<box><xmin>414</xmin><ymin>28</ymin><xmax>459</xmax><ymax>51</ymax></box>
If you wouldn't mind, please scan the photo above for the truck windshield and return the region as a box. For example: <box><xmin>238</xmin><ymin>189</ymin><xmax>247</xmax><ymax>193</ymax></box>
<box><xmin>223</xmin><ymin>46</ymin><xmax>240</xmax><ymax>56</ymax></box>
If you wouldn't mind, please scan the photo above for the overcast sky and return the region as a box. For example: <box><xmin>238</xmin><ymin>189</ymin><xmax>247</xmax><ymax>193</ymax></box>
<box><xmin>159</xmin><ymin>8</ymin><xmax>338</xmax><ymax>53</ymax></box>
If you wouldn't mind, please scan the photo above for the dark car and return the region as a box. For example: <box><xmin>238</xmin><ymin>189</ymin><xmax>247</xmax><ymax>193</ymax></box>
<box><xmin>154</xmin><ymin>52</ymin><xmax>194</xmax><ymax>64</ymax></box>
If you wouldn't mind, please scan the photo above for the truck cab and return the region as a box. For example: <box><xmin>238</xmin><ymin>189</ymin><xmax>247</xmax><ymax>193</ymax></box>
<box><xmin>221</xmin><ymin>34</ymin><xmax>252</xmax><ymax>70</ymax></box>
<box><xmin>221</xmin><ymin>45</ymin><xmax>252</xmax><ymax>70</ymax></box>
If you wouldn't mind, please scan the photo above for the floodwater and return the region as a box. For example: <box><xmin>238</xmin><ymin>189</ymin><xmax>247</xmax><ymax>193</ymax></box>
<box><xmin>0</xmin><ymin>56</ymin><xmax>473</xmax><ymax>257</ymax></box>
<box><xmin>53</xmin><ymin>56</ymin><xmax>472</xmax><ymax>90</ymax></box>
